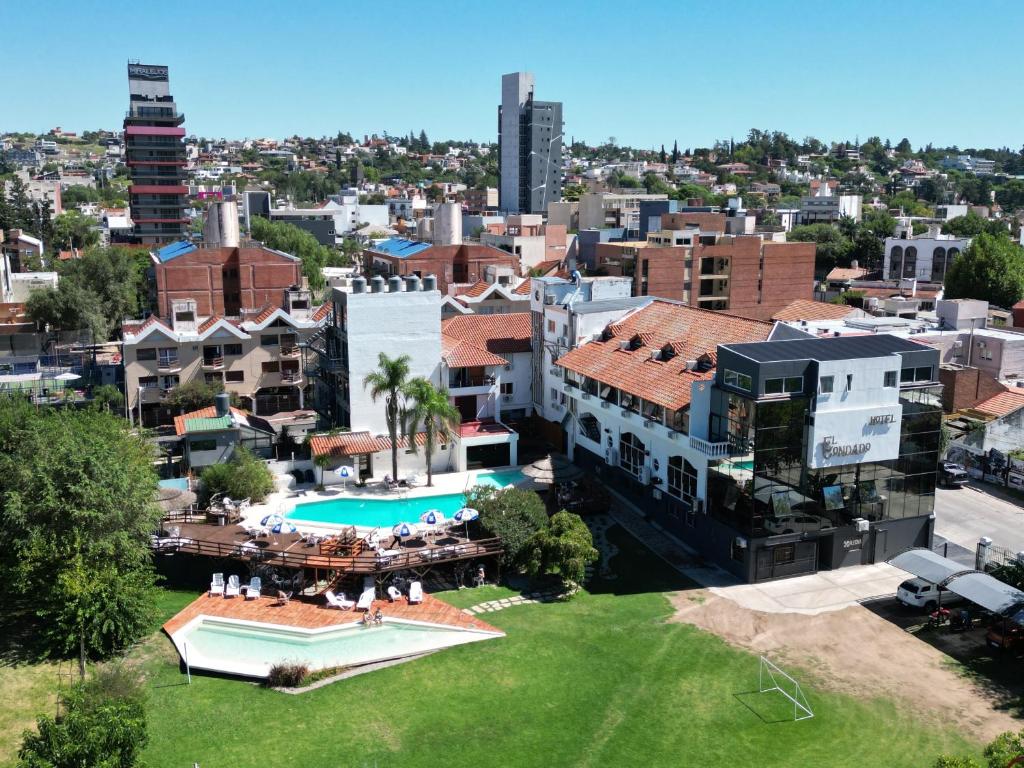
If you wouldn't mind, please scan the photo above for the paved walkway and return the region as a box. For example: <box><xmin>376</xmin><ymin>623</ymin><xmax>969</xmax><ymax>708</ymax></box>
<box><xmin>605</xmin><ymin>487</ymin><xmax>908</xmax><ymax>616</ymax></box>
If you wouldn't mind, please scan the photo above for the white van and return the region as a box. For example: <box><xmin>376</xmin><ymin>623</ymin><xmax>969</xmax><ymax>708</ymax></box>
<box><xmin>896</xmin><ymin>578</ymin><xmax>962</xmax><ymax>612</ymax></box>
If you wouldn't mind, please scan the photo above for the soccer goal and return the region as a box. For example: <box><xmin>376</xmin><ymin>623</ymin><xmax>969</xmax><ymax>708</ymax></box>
<box><xmin>758</xmin><ymin>656</ymin><xmax>814</xmax><ymax>721</ymax></box>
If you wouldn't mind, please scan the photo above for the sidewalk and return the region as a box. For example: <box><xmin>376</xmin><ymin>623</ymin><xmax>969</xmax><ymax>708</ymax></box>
<box><xmin>605</xmin><ymin>487</ymin><xmax>906</xmax><ymax>615</ymax></box>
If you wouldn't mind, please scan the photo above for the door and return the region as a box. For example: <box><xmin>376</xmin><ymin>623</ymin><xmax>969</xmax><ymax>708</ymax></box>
<box><xmin>873</xmin><ymin>528</ymin><xmax>888</xmax><ymax>563</ymax></box>
<box><xmin>455</xmin><ymin>396</ymin><xmax>477</xmax><ymax>422</ymax></box>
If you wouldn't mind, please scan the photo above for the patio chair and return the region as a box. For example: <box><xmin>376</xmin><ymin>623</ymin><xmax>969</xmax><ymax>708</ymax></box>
<box><xmin>225</xmin><ymin>575</ymin><xmax>241</xmax><ymax>598</ymax></box>
<box><xmin>387</xmin><ymin>585</ymin><xmax>402</xmax><ymax>602</ymax></box>
<box><xmin>209</xmin><ymin>573</ymin><xmax>225</xmax><ymax>597</ymax></box>
<box><xmin>356</xmin><ymin>587</ymin><xmax>375</xmax><ymax>611</ymax></box>
<box><xmin>382</xmin><ymin>475</ymin><xmax>399</xmax><ymax>491</ymax></box>
<box><xmin>408</xmin><ymin>581</ymin><xmax>424</xmax><ymax>605</ymax></box>
<box><xmin>325</xmin><ymin>590</ymin><xmax>355</xmax><ymax>610</ymax></box>
<box><xmin>244</xmin><ymin>576</ymin><xmax>262</xmax><ymax>600</ymax></box>
<box><xmin>275</xmin><ymin>590</ymin><xmax>293</xmax><ymax>606</ymax></box>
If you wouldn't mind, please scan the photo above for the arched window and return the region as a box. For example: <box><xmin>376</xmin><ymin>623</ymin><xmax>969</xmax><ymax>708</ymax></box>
<box><xmin>931</xmin><ymin>247</ymin><xmax>947</xmax><ymax>282</ymax></box>
<box><xmin>667</xmin><ymin>456</ymin><xmax>698</xmax><ymax>503</ymax></box>
<box><xmin>578</xmin><ymin>413</ymin><xmax>601</xmax><ymax>443</ymax></box>
<box><xmin>903</xmin><ymin>246</ymin><xmax>918</xmax><ymax>278</ymax></box>
<box><xmin>889</xmin><ymin>245</ymin><xmax>903</xmax><ymax>279</ymax></box>
<box><xmin>619</xmin><ymin>432</ymin><xmax>646</xmax><ymax>478</ymax></box>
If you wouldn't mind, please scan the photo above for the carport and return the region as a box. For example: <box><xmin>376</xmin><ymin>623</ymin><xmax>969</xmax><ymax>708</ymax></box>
<box><xmin>888</xmin><ymin>548</ymin><xmax>1024</xmax><ymax>618</ymax></box>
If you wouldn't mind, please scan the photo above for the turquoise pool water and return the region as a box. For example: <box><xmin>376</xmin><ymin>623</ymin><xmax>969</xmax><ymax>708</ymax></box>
<box><xmin>286</xmin><ymin>469</ymin><xmax>526</xmax><ymax>528</ymax></box>
<box><xmin>181</xmin><ymin>618</ymin><xmax>493</xmax><ymax>676</ymax></box>
<box><xmin>159</xmin><ymin>478</ymin><xmax>190</xmax><ymax>491</ymax></box>
<box><xmin>731</xmin><ymin>460</ymin><xmax>754</xmax><ymax>471</ymax></box>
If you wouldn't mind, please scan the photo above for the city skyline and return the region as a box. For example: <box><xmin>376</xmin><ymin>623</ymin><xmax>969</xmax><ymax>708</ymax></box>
<box><xmin>3</xmin><ymin>0</ymin><xmax>1022</xmax><ymax>150</ymax></box>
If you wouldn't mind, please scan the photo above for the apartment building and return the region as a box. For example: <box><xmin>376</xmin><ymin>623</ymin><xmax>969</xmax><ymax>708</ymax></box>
<box><xmin>498</xmin><ymin>72</ymin><xmax>563</xmax><ymax>214</ymax></box>
<box><xmin>883</xmin><ymin>231</ymin><xmax>970</xmax><ymax>284</ymax></box>
<box><xmin>479</xmin><ymin>214</ymin><xmax>568</xmax><ymax>271</ymax></box>
<box><xmin>578</xmin><ymin>192</ymin><xmax>669</xmax><ymax>232</ymax></box>
<box><xmin>151</xmin><ymin>240</ymin><xmax>304</xmax><ymax>318</ymax></box>
<box><xmin>362</xmin><ymin>238</ymin><xmax>520</xmax><ymax>294</ymax></box>
<box><xmin>123</xmin><ymin>294</ymin><xmax>326</xmax><ymax>427</ymax></box>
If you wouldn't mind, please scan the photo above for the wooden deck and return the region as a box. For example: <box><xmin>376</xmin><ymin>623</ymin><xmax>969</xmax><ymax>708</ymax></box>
<box><xmin>163</xmin><ymin>591</ymin><xmax>500</xmax><ymax>636</ymax></box>
<box><xmin>155</xmin><ymin>519</ymin><xmax>504</xmax><ymax>579</ymax></box>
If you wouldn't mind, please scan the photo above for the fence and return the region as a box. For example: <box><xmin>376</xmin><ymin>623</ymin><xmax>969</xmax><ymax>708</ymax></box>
<box><xmin>977</xmin><ymin>540</ymin><xmax>1023</xmax><ymax>572</ymax></box>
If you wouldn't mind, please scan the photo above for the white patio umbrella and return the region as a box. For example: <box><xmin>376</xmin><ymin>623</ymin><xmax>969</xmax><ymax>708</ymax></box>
<box><xmin>336</xmin><ymin>465</ymin><xmax>356</xmax><ymax>487</ymax></box>
<box><xmin>392</xmin><ymin>522</ymin><xmax>421</xmax><ymax>541</ymax></box>
<box><xmin>453</xmin><ymin>507</ymin><xmax>479</xmax><ymax>538</ymax></box>
<box><xmin>54</xmin><ymin>372</ymin><xmax>81</xmax><ymax>381</ymax></box>
<box><xmin>419</xmin><ymin>509</ymin><xmax>446</xmax><ymax>539</ymax></box>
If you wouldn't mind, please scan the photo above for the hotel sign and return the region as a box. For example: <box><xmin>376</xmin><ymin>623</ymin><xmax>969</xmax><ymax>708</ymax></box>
<box><xmin>868</xmin><ymin>414</ymin><xmax>896</xmax><ymax>426</ymax></box>
<box><xmin>128</xmin><ymin>64</ymin><xmax>169</xmax><ymax>81</ymax></box>
<box><xmin>821</xmin><ymin>436</ymin><xmax>871</xmax><ymax>459</ymax></box>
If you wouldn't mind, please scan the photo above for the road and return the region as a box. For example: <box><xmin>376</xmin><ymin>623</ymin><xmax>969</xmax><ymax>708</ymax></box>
<box><xmin>933</xmin><ymin>482</ymin><xmax>1024</xmax><ymax>554</ymax></box>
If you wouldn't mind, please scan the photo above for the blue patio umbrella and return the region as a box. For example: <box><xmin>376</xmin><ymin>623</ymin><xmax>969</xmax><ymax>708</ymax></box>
<box><xmin>453</xmin><ymin>507</ymin><xmax>479</xmax><ymax>538</ymax></box>
<box><xmin>419</xmin><ymin>509</ymin><xmax>445</xmax><ymax>526</ymax></box>
<box><xmin>392</xmin><ymin>522</ymin><xmax>421</xmax><ymax>539</ymax></box>
<box><xmin>260</xmin><ymin>514</ymin><xmax>297</xmax><ymax>535</ymax></box>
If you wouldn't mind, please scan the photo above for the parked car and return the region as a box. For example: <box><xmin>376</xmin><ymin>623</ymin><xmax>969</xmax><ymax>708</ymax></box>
<box><xmin>896</xmin><ymin>578</ymin><xmax>963</xmax><ymax>612</ymax></box>
<box><xmin>938</xmin><ymin>462</ymin><xmax>968</xmax><ymax>488</ymax></box>
<box><xmin>986</xmin><ymin>619</ymin><xmax>1024</xmax><ymax>652</ymax></box>
<box><xmin>765</xmin><ymin>514</ymin><xmax>832</xmax><ymax>535</ymax></box>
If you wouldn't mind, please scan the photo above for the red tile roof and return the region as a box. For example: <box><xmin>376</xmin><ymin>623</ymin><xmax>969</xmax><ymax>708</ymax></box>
<box><xmin>772</xmin><ymin>299</ymin><xmax>858</xmax><ymax>322</ymax></box>
<box><xmin>441</xmin><ymin>313</ymin><xmax>531</xmax><ymax>354</ymax></box>
<box><xmin>457</xmin><ymin>280</ymin><xmax>491</xmax><ymax>298</ymax></box>
<box><xmin>513</xmin><ymin>280</ymin><xmax>532</xmax><ymax>295</ymax></box>
<box><xmin>310</xmin><ymin>431</ymin><xmax>427</xmax><ymax>458</ymax></box>
<box><xmin>556</xmin><ymin>301</ymin><xmax>771</xmax><ymax>411</ymax></box>
<box><xmin>442</xmin><ymin>337</ymin><xmax>508</xmax><ymax>368</ymax></box>
<box><xmin>825</xmin><ymin>266</ymin><xmax>871</xmax><ymax>281</ymax></box>
<box><xmin>173</xmin><ymin>406</ymin><xmax>248</xmax><ymax>436</ymax></box>
<box><xmin>312</xmin><ymin>302</ymin><xmax>331</xmax><ymax>322</ymax></box>
<box><xmin>972</xmin><ymin>389</ymin><xmax>1024</xmax><ymax>418</ymax></box>
<box><xmin>249</xmin><ymin>305</ymin><xmax>277</xmax><ymax>324</ymax></box>
<box><xmin>122</xmin><ymin>315</ymin><xmax>172</xmax><ymax>337</ymax></box>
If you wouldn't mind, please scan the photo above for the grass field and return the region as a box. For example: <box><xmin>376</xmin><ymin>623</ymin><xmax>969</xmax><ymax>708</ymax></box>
<box><xmin>3</xmin><ymin>528</ymin><xmax>982</xmax><ymax>767</ymax></box>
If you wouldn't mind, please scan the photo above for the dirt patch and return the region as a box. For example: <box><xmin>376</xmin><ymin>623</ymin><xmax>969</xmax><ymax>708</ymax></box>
<box><xmin>669</xmin><ymin>590</ymin><xmax>1019</xmax><ymax>741</ymax></box>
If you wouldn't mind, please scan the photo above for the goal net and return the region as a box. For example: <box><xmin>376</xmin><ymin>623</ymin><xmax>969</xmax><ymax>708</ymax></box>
<box><xmin>758</xmin><ymin>656</ymin><xmax>814</xmax><ymax>721</ymax></box>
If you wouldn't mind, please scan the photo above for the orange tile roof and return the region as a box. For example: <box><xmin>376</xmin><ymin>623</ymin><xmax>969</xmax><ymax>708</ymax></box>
<box><xmin>310</xmin><ymin>431</ymin><xmax>428</xmax><ymax>458</ymax></box>
<box><xmin>513</xmin><ymin>280</ymin><xmax>532</xmax><ymax>295</ymax></box>
<box><xmin>533</xmin><ymin>259</ymin><xmax>563</xmax><ymax>275</ymax></box>
<box><xmin>312</xmin><ymin>302</ymin><xmax>331</xmax><ymax>322</ymax></box>
<box><xmin>457</xmin><ymin>280</ymin><xmax>491</xmax><ymax>298</ymax></box>
<box><xmin>173</xmin><ymin>406</ymin><xmax>248</xmax><ymax>436</ymax></box>
<box><xmin>441</xmin><ymin>313</ymin><xmax>531</xmax><ymax>354</ymax></box>
<box><xmin>249</xmin><ymin>305</ymin><xmax>277</xmax><ymax>324</ymax></box>
<box><xmin>122</xmin><ymin>315</ymin><xmax>172</xmax><ymax>337</ymax></box>
<box><xmin>973</xmin><ymin>389</ymin><xmax>1024</xmax><ymax>418</ymax></box>
<box><xmin>442</xmin><ymin>337</ymin><xmax>508</xmax><ymax>368</ymax></box>
<box><xmin>556</xmin><ymin>301</ymin><xmax>771</xmax><ymax>411</ymax></box>
<box><xmin>825</xmin><ymin>266</ymin><xmax>870</xmax><ymax>281</ymax></box>
<box><xmin>772</xmin><ymin>299</ymin><xmax>858</xmax><ymax>322</ymax></box>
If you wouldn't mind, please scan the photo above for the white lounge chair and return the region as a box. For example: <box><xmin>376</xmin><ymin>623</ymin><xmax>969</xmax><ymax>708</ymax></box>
<box><xmin>209</xmin><ymin>573</ymin><xmax>224</xmax><ymax>596</ymax></box>
<box><xmin>224</xmin><ymin>575</ymin><xmax>241</xmax><ymax>598</ymax></box>
<box><xmin>325</xmin><ymin>590</ymin><xmax>354</xmax><ymax>610</ymax></box>
<box><xmin>408</xmin><ymin>581</ymin><xmax>423</xmax><ymax>605</ymax></box>
<box><xmin>386</xmin><ymin>585</ymin><xmax>402</xmax><ymax>602</ymax></box>
<box><xmin>356</xmin><ymin>587</ymin><xmax>375</xmax><ymax>611</ymax></box>
<box><xmin>244</xmin><ymin>576</ymin><xmax>262</xmax><ymax>600</ymax></box>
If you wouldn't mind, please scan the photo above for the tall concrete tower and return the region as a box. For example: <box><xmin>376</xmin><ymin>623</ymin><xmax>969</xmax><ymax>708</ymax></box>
<box><xmin>498</xmin><ymin>72</ymin><xmax>563</xmax><ymax>215</ymax></box>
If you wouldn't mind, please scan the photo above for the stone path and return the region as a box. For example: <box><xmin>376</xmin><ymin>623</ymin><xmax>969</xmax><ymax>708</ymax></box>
<box><xmin>462</xmin><ymin>587</ymin><xmax>576</xmax><ymax>616</ymax></box>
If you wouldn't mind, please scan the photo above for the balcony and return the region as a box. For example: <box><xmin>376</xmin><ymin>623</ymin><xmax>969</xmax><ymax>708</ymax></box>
<box><xmin>448</xmin><ymin>372</ymin><xmax>496</xmax><ymax>396</ymax></box>
<box><xmin>201</xmin><ymin>356</ymin><xmax>224</xmax><ymax>371</ymax></box>
<box><xmin>688</xmin><ymin>435</ymin><xmax>732</xmax><ymax>458</ymax></box>
<box><xmin>280</xmin><ymin>344</ymin><xmax>301</xmax><ymax>358</ymax></box>
<box><xmin>157</xmin><ymin>357</ymin><xmax>180</xmax><ymax>373</ymax></box>
<box><xmin>280</xmin><ymin>369</ymin><xmax>303</xmax><ymax>384</ymax></box>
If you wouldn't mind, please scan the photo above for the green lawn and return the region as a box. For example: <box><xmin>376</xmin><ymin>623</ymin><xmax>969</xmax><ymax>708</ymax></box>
<box><xmin>124</xmin><ymin>527</ymin><xmax>981</xmax><ymax>768</ymax></box>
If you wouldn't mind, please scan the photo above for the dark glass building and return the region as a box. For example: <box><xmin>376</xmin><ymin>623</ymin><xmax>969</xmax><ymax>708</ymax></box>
<box><xmin>701</xmin><ymin>335</ymin><xmax>942</xmax><ymax>582</ymax></box>
<box><xmin>123</xmin><ymin>63</ymin><xmax>189</xmax><ymax>245</ymax></box>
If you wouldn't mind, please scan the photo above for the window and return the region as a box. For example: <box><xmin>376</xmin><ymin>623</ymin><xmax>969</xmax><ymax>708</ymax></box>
<box><xmin>667</xmin><ymin>456</ymin><xmax>698</xmax><ymax>503</ymax></box>
<box><xmin>547</xmin><ymin>319</ymin><xmax>555</xmax><ymax>333</ymax></box>
<box><xmin>138</xmin><ymin>375</ymin><xmax>158</xmax><ymax>387</ymax></box>
<box><xmin>190</xmin><ymin>439</ymin><xmax>217</xmax><ymax>452</ymax></box>
<box><xmin>226</xmin><ymin>371</ymin><xmax>244</xmax><ymax>383</ymax></box>
<box><xmin>764</xmin><ymin>377</ymin><xmax>803</xmax><ymax>395</ymax></box>
<box><xmin>724</xmin><ymin>369</ymin><xmax>752</xmax><ymax>392</ymax></box>
<box><xmin>261</xmin><ymin>334</ymin><xmax>279</xmax><ymax>347</ymax></box>
<box><xmin>578</xmin><ymin>413</ymin><xmax>601</xmax><ymax>443</ymax></box>
<box><xmin>262</xmin><ymin>361</ymin><xmax>280</xmax><ymax>373</ymax></box>
<box><xmin>773</xmin><ymin>544</ymin><xmax>796</xmax><ymax>566</ymax></box>
<box><xmin>900</xmin><ymin>366</ymin><xmax>933</xmax><ymax>383</ymax></box>
<box><xmin>204</xmin><ymin>372</ymin><xmax>223</xmax><ymax>384</ymax></box>
<box><xmin>136</xmin><ymin>348</ymin><xmax>156</xmax><ymax>361</ymax></box>
<box><xmin>884</xmin><ymin>371</ymin><xmax>897</xmax><ymax>388</ymax></box>
<box><xmin>501</xmin><ymin>382</ymin><xmax>513</xmax><ymax>395</ymax></box>
<box><xmin>224</xmin><ymin>343</ymin><xmax>243</xmax><ymax>356</ymax></box>
<box><xmin>819</xmin><ymin>376</ymin><xmax>834</xmax><ymax>394</ymax></box>
<box><xmin>619</xmin><ymin>432</ymin><xmax>646</xmax><ymax>478</ymax></box>
<box><xmin>846</xmin><ymin>374</ymin><xmax>853</xmax><ymax>391</ymax></box>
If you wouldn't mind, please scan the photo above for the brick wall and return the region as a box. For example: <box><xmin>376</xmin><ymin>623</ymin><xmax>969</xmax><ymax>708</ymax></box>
<box><xmin>661</xmin><ymin>212</ymin><xmax>727</xmax><ymax>232</ymax></box>
<box><xmin>939</xmin><ymin>366</ymin><xmax>1007</xmax><ymax>412</ymax></box>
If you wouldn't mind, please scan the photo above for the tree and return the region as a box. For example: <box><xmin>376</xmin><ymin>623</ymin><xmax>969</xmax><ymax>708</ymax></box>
<box><xmin>90</xmin><ymin>384</ymin><xmax>124</xmax><ymax>414</ymax></box>
<box><xmin>363</xmin><ymin>353</ymin><xmax>412</xmax><ymax>482</ymax></box>
<box><xmin>525</xmin><ymin>510</ymin><xmax>598</xmax><ymax>589</ymax></box>
<box><xmin>788</xmin><ymin>223</ymin><xmax>853</xmax><ymax>273</ymax></box>
<box><xmin>163</xmin><ymin>379</ymin><xmax>226</xmax><ymax>412</ymax></box>
<box><xmin>944</xmin><ymin>231</ymin><xmax>1024</xmax><ymax>308</ymax></box>
<box><xmin>250</xmin><ymin>216</ymin><xmax>332</xmax><ymax>290</ymax></box>
<box><xmin>658</xmin><ymin>144</ymin><xmax>667</xmax><ymax>164</ymax></box>
<box><xmin>0</xmin><ymin>399</ymin><xmax>160</xmax><ymax>666</ymax></box>
<box><xmin>51</xmin><ymin>210</ymin><xmax>100</xmax><ymax>251</ymax></box>
<box><xmin>671</xmin><ymin>140</ymin><xmax>680</xmax><ymax>164</ymax></box>
<box><xmin>996</xmin><ymin>179</ymin><xmax>1024</xmax><ymax>212</ymax></box>
<box><xmin>18</xmin><ymin>664</ymin><xmax>147</xmax><ymax>768</ymax></box>
<box><xmin>934</xmin><ymin>727</ymin><xmax>1024</xmax><ymax>767</ymax></box>
<box><xmin>200</xmin><ymin>446</ymin><xmax>274</xmax><ymax>503</ymax></box>
<box><xmin>942</xmin><ymin>212</ymin><xmax>1005</xmax><ymax>238</ymax></box>
<box><xmin>468</xmin><ymin>485</ymin><xmax>548</xmax><ymax>567</ymax></box>
<box><xmin>402</xmin><ymin>377</ymin><xmax>459</xmax><ymax>487</ymax></box>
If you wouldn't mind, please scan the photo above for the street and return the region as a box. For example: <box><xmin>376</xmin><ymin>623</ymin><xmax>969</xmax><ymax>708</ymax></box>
<box><xmin>933</xmin><ymin>482</ymin><xmax>1024</xmax><ymax>554</ymax></box>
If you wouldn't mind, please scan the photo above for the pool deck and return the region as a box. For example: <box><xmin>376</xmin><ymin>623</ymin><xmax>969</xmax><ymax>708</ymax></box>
<box><xmin>163</xmin><ymin>591</ymin><xmax>501</xmax><ymax>637</ymax></box>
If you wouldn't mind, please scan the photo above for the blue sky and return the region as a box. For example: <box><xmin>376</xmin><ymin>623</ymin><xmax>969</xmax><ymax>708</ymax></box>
<box><xmin>3</xmin><ymin>0</ymin><xmax>1021</xmax><ymax>150</ymax></box>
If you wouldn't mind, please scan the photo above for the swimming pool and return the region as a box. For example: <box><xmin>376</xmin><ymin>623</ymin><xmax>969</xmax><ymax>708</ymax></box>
<box><xmin>285</xmin><ymin>469</ymin><xmax>526</xmax><ymax>528</ymax></box>
<box><xmin>174</xmin><ymin>616</ymin><xmax>501</xmax><ymax>678</ymax></box>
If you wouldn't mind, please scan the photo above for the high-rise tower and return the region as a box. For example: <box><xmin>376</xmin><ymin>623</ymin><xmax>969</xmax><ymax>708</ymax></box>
<box><xmin>123</xmin><ymin>63</ymin><xmax>188</xmax><ymax>244</ymax></box>
<box><xmin>498</xmin><ymin>72</ymin><xmax>563</xmax><ymax>214</ymax></box>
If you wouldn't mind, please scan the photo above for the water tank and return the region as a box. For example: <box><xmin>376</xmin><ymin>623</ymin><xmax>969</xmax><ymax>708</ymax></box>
<box><xmin>433</xmin><ymin>202</ymin><xmax>463</xmax><ymax>246</ymax></box>
<box><xmin>388</xmin><ymin>276</ymin><xmax>403</xmax><ymax>293</ymax></box>
<box><xmin>202</xmin><ymin>200</ymin><xmax>240</xmax><ymax>247</ymax></box>
<box><xmin>351</xmin><ymin>276</ymin><xmax>366</xmax><ymax>293</ymax></box>
<box><xmin>417</xmin><ymin>217</ymin><xmax>433</xmax><ymax>240</ymax></box>
<box><xmin>422</xmin><ymin>274</ymin><xmax>437</xmax><ymax>292</ymax></box>
<box><xmin>214</xmin><ymin>392</ymin><xmax>230</xmax><ymax>417</ymax></box>
<box><xmin>405</xmin><ymin>275</ymin><xmax>420</xmax><ymax>292</ymax></box>
<box><xmin>370</xmin><ymin>276</ymin><xmax>385</xmax><ymax>294</ymax></box>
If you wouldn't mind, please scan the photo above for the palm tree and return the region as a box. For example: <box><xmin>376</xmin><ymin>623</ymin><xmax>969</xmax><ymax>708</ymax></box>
<box><xmin>402</xmin><ymin>377</ymin><xmax>460</xmax><ymax>487</ymax></box>
<box><xmin>363</xmin><ymin>352</ymin><xmax>412</xmax><ymax>482</ymax></box>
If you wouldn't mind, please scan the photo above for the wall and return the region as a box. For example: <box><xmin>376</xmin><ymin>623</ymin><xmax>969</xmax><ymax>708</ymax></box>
<box><xmin>938</xmin><ymin>365</ymin><xmax>1006</xmax><ymax>412</ymax></box>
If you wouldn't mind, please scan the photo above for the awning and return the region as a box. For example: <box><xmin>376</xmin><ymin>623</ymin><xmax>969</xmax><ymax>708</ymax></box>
<box><xmin>887</xmin><ymin>549</ymin><xmax>968</xmax><ymax>586</ymax></box>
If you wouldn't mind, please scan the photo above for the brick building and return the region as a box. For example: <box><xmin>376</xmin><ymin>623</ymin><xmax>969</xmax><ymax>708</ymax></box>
<box><xmin>363</xmin><ymin>239</ymin><xmax>520</xmax><ymax>294</ymax></box>
<box><xmin>152</xmin><ymin>241</ymin><xmax>304</xmax><ymax>318</ymax></box>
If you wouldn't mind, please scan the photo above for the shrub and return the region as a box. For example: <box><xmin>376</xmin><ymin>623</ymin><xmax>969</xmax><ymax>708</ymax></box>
<box><xmin>201</xmin><ymin>446</ymin><xmax>275</xmax><ymax>503</ymax></box>
<box><xmin>526</xmin><ymin>510</ymin><xmax>599</xmax><ymax>589</ymax></box>
<box><xmin>267</xmin><ymin>662</ymin><xmax>309</xmax><ymax>688</ymax></box>
<box><xmin>467</xmin><ymin>485</ymin><xmax>548</xmax><ymax>568</ymax></box>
